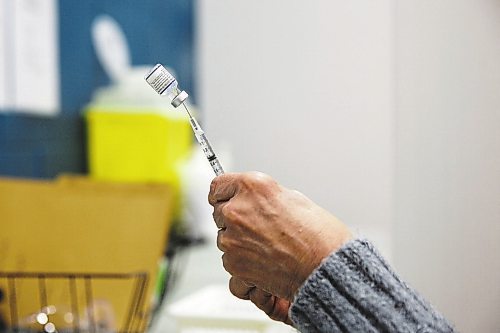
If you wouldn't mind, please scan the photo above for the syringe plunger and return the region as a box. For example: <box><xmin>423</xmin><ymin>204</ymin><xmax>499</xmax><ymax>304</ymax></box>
<box><xmin>144</xmin><ymin>64</ymin><xmax>188</xmax><ymax>107</ymax></box>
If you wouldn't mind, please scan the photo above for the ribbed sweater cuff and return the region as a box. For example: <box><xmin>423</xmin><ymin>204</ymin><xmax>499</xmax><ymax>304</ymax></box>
<box><xmin>289</xmin><ymin>239</ymin><xmax>454</xmax><ymax>333</ymax></box>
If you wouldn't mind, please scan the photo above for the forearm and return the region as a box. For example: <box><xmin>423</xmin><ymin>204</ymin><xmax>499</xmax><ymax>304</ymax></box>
<box><xmin>289</xmin><ymin>239</ymin><xmax>455</xmax><ymax>333</ymax></box>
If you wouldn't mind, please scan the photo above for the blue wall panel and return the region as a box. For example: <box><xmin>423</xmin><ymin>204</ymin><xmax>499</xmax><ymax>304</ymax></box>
<box><xmin>59</xmin><ymin>0</ymin><xmax>195</xmax><ymax>113</ymax></box>
<box><xmin>0</xmin><ymin>0</ymin><xmax>194</xmax><ymax>179</ymax></box>
<box><xmin>0</xmin><ymin>114</ymin><xmax>86</xmax><ymax>178</ymax></box>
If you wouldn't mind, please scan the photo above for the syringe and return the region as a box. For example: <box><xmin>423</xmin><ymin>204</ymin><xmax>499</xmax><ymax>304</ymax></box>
<box><xmin>145</xmin><ymin>64</ymin><xmax>224</xmax><ymax>176</ymax></box>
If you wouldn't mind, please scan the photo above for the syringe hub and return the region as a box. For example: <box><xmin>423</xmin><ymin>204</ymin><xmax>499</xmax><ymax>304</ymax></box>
<box><xmin>144</xmin><ymin>64</ymin><xmax>189</xmax><ymax>108</ymax></box>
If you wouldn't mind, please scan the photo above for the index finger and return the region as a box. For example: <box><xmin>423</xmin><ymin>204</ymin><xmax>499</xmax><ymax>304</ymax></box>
<box><xmin>208</xmin><ymin>173</ymin><xmax>241</xmax><ymax>205</ymax></box>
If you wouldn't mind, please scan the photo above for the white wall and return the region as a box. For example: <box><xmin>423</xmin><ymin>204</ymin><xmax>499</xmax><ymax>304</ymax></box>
<box><xmin>394</xmin><ymin>1</ymin><xmax>500</xmax><ymax>332</ymax></box>
<box><xmin>197</xmin><ymin>1</ymin><xmax>500</xmax><ymax>331</ymax></box>
<box><xmin>197</xmin><ymin>0</ymin><xmax>395</xmax><ymax>257</ymax></box>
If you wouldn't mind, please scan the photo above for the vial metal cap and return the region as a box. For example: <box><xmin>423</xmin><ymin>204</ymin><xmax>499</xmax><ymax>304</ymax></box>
<box><xmin>172</xmin><ymin>91</ymin><xmax>189</xmax><ymax>108</ymax></box>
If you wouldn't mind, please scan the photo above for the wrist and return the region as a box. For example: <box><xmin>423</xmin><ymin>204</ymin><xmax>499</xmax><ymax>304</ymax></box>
<box><xmin>289</xmin><ymin>225</ymin><xmax>352</xmax><ymax>300</ymax></box>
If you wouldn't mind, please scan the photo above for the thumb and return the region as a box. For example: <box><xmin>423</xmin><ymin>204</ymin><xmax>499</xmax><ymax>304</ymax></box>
<box><xmin>208</xmin><ymin>173</ymin><xmax>241</xmax><ymax>205</ymax></box>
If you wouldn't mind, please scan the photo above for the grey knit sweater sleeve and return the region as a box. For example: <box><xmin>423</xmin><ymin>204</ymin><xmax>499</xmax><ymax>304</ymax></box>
<box><xmin>289</xmin><ymin>239</ymin><xmax>455</xmax><ymax>333</ymax></box>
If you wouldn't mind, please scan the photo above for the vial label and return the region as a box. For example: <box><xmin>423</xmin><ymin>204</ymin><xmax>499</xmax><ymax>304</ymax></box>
<box><xmin>145</xmin><ymin>65</ymin><xmax>176</xmax><ymax>95</ymax></box>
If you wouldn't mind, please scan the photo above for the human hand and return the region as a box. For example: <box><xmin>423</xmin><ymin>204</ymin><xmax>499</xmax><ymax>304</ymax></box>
<box><xmin>208</xmin><ymin>172</ymin><xmax>352</xmax><ymax>301</ymax></box>
<box><xmin>229</xmin><ymin>277</ymin><xmax>293</xmax><ymax>325</ymax></box>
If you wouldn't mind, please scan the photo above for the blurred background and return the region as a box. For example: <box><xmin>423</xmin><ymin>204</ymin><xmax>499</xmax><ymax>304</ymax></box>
<box><xmin>1</xmin><ymin>0</ymin><xmax>499</xmax><ymax>332</ymax></box>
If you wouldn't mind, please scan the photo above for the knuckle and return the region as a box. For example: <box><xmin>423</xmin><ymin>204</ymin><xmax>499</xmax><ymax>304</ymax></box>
<box><xmin>221</xmin><ymin>253</ymin><xmax>233</xmax><ymax>274</ymax></box>
<box><xmin>210</xmin><ymin>177</ymin><xmax>218</xmax><ymax>193</ymax></box>
<box><xmin>265</xmin><ymin>306</ymin><xmax>276</xmax><ymax>318</ymax></box>
<box><xmin>243</xmin><ymin>172</ymin><xmax>276</xmax><ymax>190</ymax></box>
<box><xmin>248</xmin><ymin>290</ymin><xmax>264</xmax><ymax>306</ymax></box>
<box><xmin>208</xmin><ymin>178</ymin><xmax>219</xmax><ymax>204</ymax></box>
<box><xmin>216</xmin><ymin>233</ymin><xmax>221</xmax><ymax>249</ymax></box>
<box><xmin>229</xmin><ymin>278</ymin><xmax>252</xmax><ymax>300</ymax></box>
<box><xmin>217</xmin><ymin>230</ymin><xmax>228</xmax><ymax>251</ymax></box>
<box><xmin>228</xmin><ymin>282</ymin><xmax>240</xmax><ymax>298</ymax></box>
<box><xmin>221</xmin><ymin>202</ymin><xmax>238</xmax><ymax>222</ymax></box>
<box><xmin>222</xmin><ymin>253</ymin><xmax>242</xmax><ymax>277</ymax></box>
<box><xmin>213</xmin><ymin>206</ymin><xmax>225</xmax><ymax>228</ymax></box>
<box><xmin>292</xmin><ymin>189</ymin><xmax>308</xmax><ymax>200</ymax></box>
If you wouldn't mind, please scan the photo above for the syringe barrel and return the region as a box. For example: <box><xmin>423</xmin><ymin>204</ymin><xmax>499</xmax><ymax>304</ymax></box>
<box><xmin>145</xmin><ymin>63</ymin><xmax>224</xmax><ymax>176</ymax></box>
<box><xmin>197</xmin><ymin>133</ymin><xmax>224</xmax><ymax>176</ymax></box>
<box><xmin>210</xmin><ymin>157</ymin><xmax>225</xmax><ymax>176</ymax></box>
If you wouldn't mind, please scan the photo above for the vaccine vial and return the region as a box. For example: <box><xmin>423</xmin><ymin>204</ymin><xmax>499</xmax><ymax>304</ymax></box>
<box><xmin>144</xmin><ymin>64</ymin><xmax>188</xmax><ymax>107</ymax></box>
